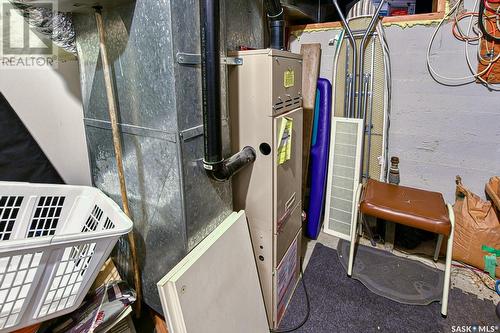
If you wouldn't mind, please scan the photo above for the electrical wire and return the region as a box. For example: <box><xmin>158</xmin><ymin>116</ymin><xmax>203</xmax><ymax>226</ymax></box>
<box><xmin>377</xmin><ymin>20</ymin><xmax>392</xmax><ymax>182</ymax></box>
<box><xmin>479</xmin><ymin>0</ymin><xmax>500</xmax><ymax>41</ymax></box>
<box><xmin>452</xmin><ymin>12</ymin><xmax>481</xmax><ymax>41</ymax></box>
<box><xmin>427</xmin><ymin>0</ymin><xmax>500</xmax><ymax>89</ymax></box>
<box><xmin>453</xmin><ymin>260</ymin><xmax>497</xmax><ymax>292</ymax></box>
<box><xmin>496</xmin><ymin>3</ymin><xmax>500</xmax><ymax>31</ymax></box>
<box><xmin>462</xmin><ymin>0</ymin><xmax>497</xmax><ymax>86</ymax></box>
<box><xmin>470</xmin><ymin>0</ymin><xmax>500</xmax><ymax>87</ymax></box>
<box><xmin>270</xmin><ymin>258</ymin><xmax>310</xmax><ymax>333</ymax></box>
<box><xmin>477</xmin><ymin>20</ymin><xmax>497</xmax><ymax>63</ymax></box>
<box><xmin>426</xmin><ymin>0</ymin><xmax>481</xmax><ymax>83</ymax></box>
<box><xmin>458</xmin><ymin>0</ymin><xmax>500</xmax><ymax>88</ymax></box>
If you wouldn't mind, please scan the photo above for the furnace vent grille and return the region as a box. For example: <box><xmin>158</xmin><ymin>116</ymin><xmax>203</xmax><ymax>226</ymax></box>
<box><xmin>323</xmin><ymin>117</ymin><xmax>363</xmax><ymax>240</ymax></box>
<box><xmin>273</xmin><ymin>96</ymin><xmax>302</xmax><ymax>114</ymax></box>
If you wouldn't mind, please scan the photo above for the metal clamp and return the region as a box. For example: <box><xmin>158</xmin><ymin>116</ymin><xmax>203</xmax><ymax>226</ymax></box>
<box><xmin>222</xmin><ymin>57</ymin><xmax>243</xmax><ymax>65</ymax></box>
<box><xmin>176</xmin><ymin>52</ymin><xmax>243</xmax><ymax>66</ymax></box>
<box><xmin>176</xmin><ymin>52</ymin><xmax>200</xmax><ymax>65</ymax></box>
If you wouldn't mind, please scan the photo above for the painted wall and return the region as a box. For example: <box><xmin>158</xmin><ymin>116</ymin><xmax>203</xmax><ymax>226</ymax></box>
<box><xmin>291</xmin><ymin>22</ymin><xmax>500</xmax><ymax>202</ymax></box>
<box><xmin>0</xmin><ymin>61</ymin><xmax>92</xmax><ymax>185</ymax></box>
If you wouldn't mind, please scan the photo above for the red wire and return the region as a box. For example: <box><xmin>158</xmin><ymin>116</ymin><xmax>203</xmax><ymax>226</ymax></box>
<box><xmin>452</xmin><ymin>263</ymin><xmax>486</xmax><ymax>273</ymax></box>
<box><xmin>484</xmin><ymin>0</ymin><xmax>498</xmax><ymax>12</ymax></box>
<box><xmin>452</xmin><ymin>12</ymin><xmax>480</xmax><ymax>41</ymax></box>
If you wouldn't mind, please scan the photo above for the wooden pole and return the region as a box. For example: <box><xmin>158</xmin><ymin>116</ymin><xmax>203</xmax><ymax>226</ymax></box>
<box><xmin>94</xmin><ymin>7</ymin><xmax>142</xmax><ymax>317</ymax></box>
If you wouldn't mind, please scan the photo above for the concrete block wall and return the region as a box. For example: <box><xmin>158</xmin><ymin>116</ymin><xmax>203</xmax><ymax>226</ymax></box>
<box><xmin>291</xmin><ymin>23</ymin><xmax>500</xmax><ymax>202</ymax></box>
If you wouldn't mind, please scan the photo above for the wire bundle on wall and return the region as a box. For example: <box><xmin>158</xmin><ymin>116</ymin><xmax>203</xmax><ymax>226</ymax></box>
<box><xmin>426</xmin><ymin>0</ymin><xmax>500</xmax><ymax>89</ymax></box>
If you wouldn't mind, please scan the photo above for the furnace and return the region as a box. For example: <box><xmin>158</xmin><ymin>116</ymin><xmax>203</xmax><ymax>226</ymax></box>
<box><xmin>228</xmin><ymin>49</ymin><xmax>303</xmax><ymax>329</ymax></box>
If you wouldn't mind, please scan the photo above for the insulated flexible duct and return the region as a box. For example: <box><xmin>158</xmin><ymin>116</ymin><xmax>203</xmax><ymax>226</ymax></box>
<box><xmin>8</xmin><ymin>1</ymin><xmax>76</xmax><ymax>54</ymax></box>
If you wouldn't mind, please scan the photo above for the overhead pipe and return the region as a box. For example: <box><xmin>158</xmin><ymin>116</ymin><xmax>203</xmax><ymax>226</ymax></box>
<box><xmin>200</xmin><ymin>0</ymin><xmax>256</xmax><ymax>181</ymax></box>
<box><xmin>264</xmin><ymin>0</ymin><xmax>285</xmax><ymax>50</ymax></box>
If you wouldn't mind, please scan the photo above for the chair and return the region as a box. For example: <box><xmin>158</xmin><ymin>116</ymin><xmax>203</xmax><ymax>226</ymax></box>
<box><xmin>348</xmin><ymin>179</ymin><xmax>455</xmax><ymax>317</ymax></box>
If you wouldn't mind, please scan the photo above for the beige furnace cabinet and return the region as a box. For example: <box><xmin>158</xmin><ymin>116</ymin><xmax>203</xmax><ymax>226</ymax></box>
<box><xmin>228</xmin><ymin>49</ymin><xmax>303</xmax><ymax>329</ymax></box>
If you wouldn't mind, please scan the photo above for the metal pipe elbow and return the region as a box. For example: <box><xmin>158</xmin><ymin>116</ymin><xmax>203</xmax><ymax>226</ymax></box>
<box><xmin>204</xmin><ymin>146</ymin><xmax>256</xmax><ymax>182</ymax></box>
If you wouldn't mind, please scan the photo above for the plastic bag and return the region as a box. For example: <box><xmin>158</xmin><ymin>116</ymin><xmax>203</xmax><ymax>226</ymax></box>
<box><xmin>453</xmin><ymin>176</ymin><xmax>500</xmax><ymax>276</ymax></box>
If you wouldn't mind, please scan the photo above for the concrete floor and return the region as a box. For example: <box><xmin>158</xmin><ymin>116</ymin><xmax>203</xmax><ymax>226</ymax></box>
<box><xmin>302</xmin><ymin>231</ymin><xmax>500</xmax><ymax>304</ymax></box>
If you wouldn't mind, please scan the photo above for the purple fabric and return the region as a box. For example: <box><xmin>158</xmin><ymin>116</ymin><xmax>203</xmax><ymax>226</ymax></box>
<box><xmin>306</xmin><ymin>78</ymin><xmax>332</xmax><ymax>239</ymax></box>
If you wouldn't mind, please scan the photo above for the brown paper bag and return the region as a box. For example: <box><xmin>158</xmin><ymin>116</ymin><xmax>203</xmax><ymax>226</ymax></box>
<box><xmin>453</xmin><ymin>176</ymin><xmax>500</xmax><ymax>276</ymax></box>
<box><xmin>486</xmin><ymin>176</ymin><xmax>500</xmax><ymax>213</ymax></box>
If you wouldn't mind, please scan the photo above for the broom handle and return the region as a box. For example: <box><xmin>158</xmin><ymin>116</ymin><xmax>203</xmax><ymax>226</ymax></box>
<box><xmin>94</xmin><ymin>7</ymin><xmax>142</xmax><ymax>317</ymax></box>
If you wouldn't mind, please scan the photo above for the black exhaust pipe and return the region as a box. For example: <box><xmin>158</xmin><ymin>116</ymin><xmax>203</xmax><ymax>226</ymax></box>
<box><xmin>264</xmin><ymin>0</ymin><xmax>285</xmax><ymax>50</ymax></box>
<box><xmin>200</xmin><ymin>0</ymin><xmax>256</xmax><ymax>181</ymax></box>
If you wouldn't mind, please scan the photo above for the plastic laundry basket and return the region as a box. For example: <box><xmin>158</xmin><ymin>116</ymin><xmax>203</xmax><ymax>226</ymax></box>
<box><xmin>0</xmin><ymin>181</ymin><xmax>133</xmax><ymax>332</ymax></box>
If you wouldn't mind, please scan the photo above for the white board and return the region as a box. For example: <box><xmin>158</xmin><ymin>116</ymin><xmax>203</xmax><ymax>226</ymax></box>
<box><xmin>157</xmin><ymin>211</ymin><xmax>268</xmax><ymax>333</ymax></box>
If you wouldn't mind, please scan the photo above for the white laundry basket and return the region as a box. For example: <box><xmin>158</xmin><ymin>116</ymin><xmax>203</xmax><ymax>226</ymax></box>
<box><xmin>0</xmin><ymin>181</ymin><xmax>133</xmax><ymax>332</ymax></box>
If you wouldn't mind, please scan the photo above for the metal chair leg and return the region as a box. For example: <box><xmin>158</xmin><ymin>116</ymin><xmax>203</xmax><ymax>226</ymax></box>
<box><xmin>434</xmin><ymin>234</ymin><xmax>444</xmax><ymax>262</ymax></box>
<box><xmin>362</xmin><ymin>215</ymin><xmax>377</xmax><ymax>247</ymax></box>
<box><xmin>348</xmin><ymin>183</ymin><xmax>363</xmax><ymax>276</ymax></box>
<box><xmin>348</xmin><ymin>214</ymin><xmax>358</xmax><ymax>276</ymax></box>
<box><xmin>441</xmin><ymin>204</ymin><xmax>455</xmax><ymax>317</ymax></box>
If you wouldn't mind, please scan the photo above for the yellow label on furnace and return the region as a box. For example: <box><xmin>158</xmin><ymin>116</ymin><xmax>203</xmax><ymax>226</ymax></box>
<box><xmin>284</xmin><ymin>69</ymin><xmax>295</xmax><ymax>88</ymax></box>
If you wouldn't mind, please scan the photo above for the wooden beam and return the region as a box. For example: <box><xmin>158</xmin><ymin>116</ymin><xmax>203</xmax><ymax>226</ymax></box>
<box><xmin>290</xmin><ymin>3</ymin><xmax>447</xmax><ymax>34</ymax></box>
<box><xmin>300</xmin><ymin>43</ymin><xmax>321</xmax><ymax>207</ymax></box>
<box><xmin>437</xmin><ymin>0</ymin><xmax>447</xmax><ymax>13</ymax></box>
<box><xmin>290</xmin><ymin>21</ymin><xmax>342</xmax><ymax>34</ymax></box>
<box><xmin>382</xmin><ymin>11</ymin><xmax>444</xmax><ymax>23</ymax></box>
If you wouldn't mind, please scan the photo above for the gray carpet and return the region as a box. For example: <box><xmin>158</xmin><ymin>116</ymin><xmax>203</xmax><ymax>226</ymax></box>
<box><xmin>337</xmin><ymin>239</ymin><xmax>443</xmax><ymax>305</ymax></box>
<box><xmin>279</xmin><ymin>243</ymin><xmax>499</xmax><ymax>332</ymax></box>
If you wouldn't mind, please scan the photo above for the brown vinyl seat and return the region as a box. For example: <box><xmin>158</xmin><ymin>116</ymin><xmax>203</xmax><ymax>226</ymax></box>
<box><xmin>360</xmin><ymin>179</ymin><xmax>451</xmax><ymax>236</ymax></box>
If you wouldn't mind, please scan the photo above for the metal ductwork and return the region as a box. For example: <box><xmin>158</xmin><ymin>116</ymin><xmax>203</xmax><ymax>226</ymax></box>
<box><xmin>73</xmin><ymin>0</ymin><xmax>265</xmax><ymax>312</ymax></box>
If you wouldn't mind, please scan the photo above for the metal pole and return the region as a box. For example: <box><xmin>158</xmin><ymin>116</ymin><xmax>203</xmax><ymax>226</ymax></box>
<box><xmin>356</xmin><ymin>0</ymin><xmax>385</xmax><ymax>119</ymax></box>
<box><xmin>364</xmin><ymin>74</ymin><xmax>372</xmax><ymax>179</ymax></box>
<box><xmin>356</xmin><ymin>1</ymin><xmax>385</xmax><ymax>181</ymax></box>
<box><xmin>332</xmin><ymin>0</ymin><xmax>357</xmax><ymax>118</ymax></box>
<box><xmin>365</xmin><ymin>39</ymin><xmax>376</xmax><ymax>179</ymax></box>
<box><xmin>94</xmin><ymin>7</ymin><xmax>142</xmax><ymax>316</ymax></box>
